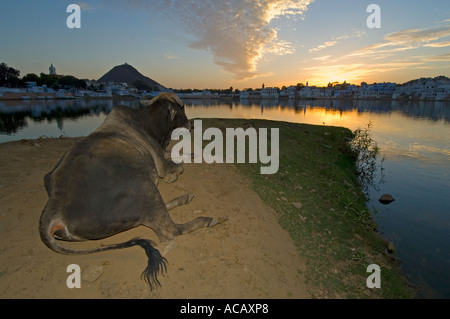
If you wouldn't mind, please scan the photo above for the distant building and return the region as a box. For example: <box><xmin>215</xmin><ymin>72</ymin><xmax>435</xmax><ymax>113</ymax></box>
<box><xmin>47</xmin><ymin>63</ymin><xmax>63</xmax><ymax>79</ymax></box>
<box><xmin>260</xmin><ymin>86</ymin><xmax>279</xmax><ymax>99</ymax></box>
<box><xmin>49</xmin><ymin>63</ymin><xmax>56</xmax><ymax>75</ymax></box>
<box><xmin>392</xmin><ymin>77</ymin><xmax>450</xmax><ymax>100</ymax></box>
<box><xmin>279</xmin><ymin>86</ymin><xmax>297</xmax><ymax>98</ymax></box>
<box><xmin>358</xmin><ymin>82</ymin><xmax>396</xmax><ymax>98</ymax></box>
<box><xmin>25</xmin><ymin>81</ymin><xmax>37</xmax><ymax>89</ymax></box>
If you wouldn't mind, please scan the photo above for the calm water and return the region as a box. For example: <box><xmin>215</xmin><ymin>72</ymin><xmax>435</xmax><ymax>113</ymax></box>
<box><xmin>1</xmin><ymin>97</ymin><xmax>449</xmax><ymax>298</ymax></box>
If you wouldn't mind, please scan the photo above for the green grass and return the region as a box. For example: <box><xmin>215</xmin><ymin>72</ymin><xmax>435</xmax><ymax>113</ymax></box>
<box><xmin>196</xmin><ymin>118</ymin><xmax>415</xmax><ymax>299</ymax></box>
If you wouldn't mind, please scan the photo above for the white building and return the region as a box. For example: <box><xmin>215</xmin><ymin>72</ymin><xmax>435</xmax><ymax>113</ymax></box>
<box><xmin>260</xmin><ymin>86</ymin><xmax>279</xmax><ymax>99</ymax></box>
<box><xmin>358</xmin><ymin>82</ymin><xmax>396</xmax><ymax>98</ymax></box>
<box><xmin>298</xmin><ymin>86</ymin><xmax>325</xmax><ymax>98</ymax></box>
<box><xmin>279</xmin><ymin>86</ymin><xmax>297</xmax><ymax>98</ymax></box>
<box><xmin>239</xmin><ymin>90</ymin><xmax>249</xmax><ymax>99</ymax></box>
<box><xmin>392</xmin><ymin>77</ymin><xmax>450</xmax><ymax>100</ymax></box>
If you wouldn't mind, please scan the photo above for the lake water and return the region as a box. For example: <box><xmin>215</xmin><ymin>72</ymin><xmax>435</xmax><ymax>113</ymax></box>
<box><xmin>1</xmin><ymin>97</ymin><xmax>449</xmax><ymax>298</ymax></box>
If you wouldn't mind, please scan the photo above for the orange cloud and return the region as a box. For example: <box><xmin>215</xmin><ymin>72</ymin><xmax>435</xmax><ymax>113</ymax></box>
<box><xmin>133</xmin><ymin>0</ymin><xmax>315</xmax><ymax>80</ymax></box>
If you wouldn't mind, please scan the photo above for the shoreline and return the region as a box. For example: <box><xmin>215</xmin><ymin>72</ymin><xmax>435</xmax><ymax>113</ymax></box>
<box><xmin>0</xmin><ymin>136</ymin><xmax>311</xmax><ymax>298</ymax></box>
<box><xmin>1</xmin><ymin>92</ymin><xmax>448</xmax><ymax>103</ymax></box>
<box><xmin>199</xmin><ymin>118</ymin><xmax>415</xmax><ymax>298</ymax></box>
<box><xmin>0</xmin><ymin>119</ymin><xmax>415</xmax><ymax>298</ymax></box>
<box><xmin>0</xmin><ymin>92</ymin><xmax>75</xmax><ymax>101</ymax></box>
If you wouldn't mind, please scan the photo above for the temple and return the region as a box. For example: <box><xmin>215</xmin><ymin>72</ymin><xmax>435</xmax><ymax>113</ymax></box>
<box><xmin>49</xmin><ymin>63</ymin><xmax>56</xmax><ymax>75</ymax></box>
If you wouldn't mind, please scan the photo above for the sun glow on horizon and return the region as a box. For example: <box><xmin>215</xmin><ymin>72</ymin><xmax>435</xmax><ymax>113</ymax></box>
<box><xmin>1</xmin><ymin>1</ymin><xmax>449</xmax><ymax>90</ymax></box>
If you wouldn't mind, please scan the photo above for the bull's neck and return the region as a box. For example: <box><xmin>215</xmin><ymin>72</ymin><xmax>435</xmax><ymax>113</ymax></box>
<box><xmin>141</xmin><ymin>107</ymin><xmax>172</xmax><ymax>149</ymax></box>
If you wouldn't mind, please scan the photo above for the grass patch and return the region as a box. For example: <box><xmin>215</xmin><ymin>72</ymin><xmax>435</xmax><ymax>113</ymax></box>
<box><xmin>195</xmin><ymin>118</ymin><xmax>415</xmax><ymax>299</ymax></box>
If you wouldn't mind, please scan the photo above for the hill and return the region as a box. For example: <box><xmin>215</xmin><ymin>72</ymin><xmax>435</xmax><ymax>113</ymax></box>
<box><xmin>97</xmin><ymin>63</ymin><xmax>165</xmax><ymax>90</ymax></box>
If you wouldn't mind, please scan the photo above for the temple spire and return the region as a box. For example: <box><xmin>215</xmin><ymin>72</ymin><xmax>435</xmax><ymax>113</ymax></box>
<box><xmin>49</xmin><ymin>63</ymin><xmax>56</xmax><ymax>75</ymax></box>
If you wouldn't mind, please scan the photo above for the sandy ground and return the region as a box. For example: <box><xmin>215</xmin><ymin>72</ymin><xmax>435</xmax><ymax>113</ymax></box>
<box><xmin>0</xmin><ymin>137</ymin><xmax>311</xmax><ymax>299</ymax></box>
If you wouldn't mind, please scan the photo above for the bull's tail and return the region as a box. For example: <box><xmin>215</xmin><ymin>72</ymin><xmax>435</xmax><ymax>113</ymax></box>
<box><xmin>38</xmin><ymin>207</ymin><xmax>167</xmax><ymax>290</ymax></box>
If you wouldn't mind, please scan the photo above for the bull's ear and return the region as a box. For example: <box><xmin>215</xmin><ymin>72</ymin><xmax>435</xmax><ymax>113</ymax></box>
<box><xmin>169</xmin><ymin>106</ymin><xmax>177</xmax><ymax>121</ymax></box>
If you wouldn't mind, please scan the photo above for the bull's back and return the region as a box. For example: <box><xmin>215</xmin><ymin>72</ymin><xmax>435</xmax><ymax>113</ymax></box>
<box><xmin>44</xmin><ymin>132</ymin><xmax>158</xmax><ymax>239</ymax></box>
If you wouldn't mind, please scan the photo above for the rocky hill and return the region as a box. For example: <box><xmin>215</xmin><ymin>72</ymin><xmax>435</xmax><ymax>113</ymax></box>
<box><xmin>97</xmin><ymin>63</ymin><xmax>165</xmax><ymax>90</ymax></box>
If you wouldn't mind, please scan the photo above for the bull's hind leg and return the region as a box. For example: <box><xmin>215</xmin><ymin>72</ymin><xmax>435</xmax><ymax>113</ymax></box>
<box><xmin>143</xmin><ymin>199</ymin><xmax>221</xmax><ymax>242</ymax></box>
<box><xmin>165</xmin><ymin>193</ymin><xmax>194</xmax><ymax>211</ymax></box>
<box><xmin>139</xmin><ymin>180</ymin><xmax>225</xmax><ymax>242</ymax></box>
<box><xmin>146</xmin><ymin>212</ymin><xmax>220</xmax><ymax>243</ymax></box>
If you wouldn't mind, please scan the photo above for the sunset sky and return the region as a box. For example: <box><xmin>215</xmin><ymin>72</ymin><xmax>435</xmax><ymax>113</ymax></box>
<box><xmin>1</xmin><ymin>0</ymin><xmax>449</xmax><ymax>89</ymax></box>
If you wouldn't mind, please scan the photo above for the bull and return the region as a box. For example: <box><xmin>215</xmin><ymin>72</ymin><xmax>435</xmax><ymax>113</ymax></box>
<box><xmin>39</xmin><ymin>93</ymin><xmax>221</xmax><ymax>289</ymax></box>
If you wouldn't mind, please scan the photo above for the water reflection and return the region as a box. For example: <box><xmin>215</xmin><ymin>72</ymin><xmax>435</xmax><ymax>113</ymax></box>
<box><xmin>0</xmin><ymin>99</ymin><xmax>140</xmax><ymax>135</ymax></box>
<box><xmin>0</xmin><ymin>97</ymin><xmax>449</xmax><ymax>298</ymax></box>
<box><xmin>1</xmin><ymin>98</ymin><xmax>449</xmax><ymax>136</ymax></box>
<box><xmin>184</xmin><ymin>98</ymin><xmax>450</xmax><ymax>123</ymax></box>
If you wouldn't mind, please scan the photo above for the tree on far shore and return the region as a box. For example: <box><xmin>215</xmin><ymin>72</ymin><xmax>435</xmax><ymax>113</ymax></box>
<box><xmin>39</xmin><ymin>73</ymin><xmax>59</xmax><ymax>88</ymax></box>
<box><xmin>58</xmin><ymin>75</ymin><xmax>87</xmax><ymax>89</ymax></box>
<box><xmin>22</xmin><ymin>73</ymin><xmax>42</xmax><ymax>86</ymax></box>
<box><xmin>0</xmin><ymin>63</ymin><xmax>20</xmax><ymax>87</ymax></box>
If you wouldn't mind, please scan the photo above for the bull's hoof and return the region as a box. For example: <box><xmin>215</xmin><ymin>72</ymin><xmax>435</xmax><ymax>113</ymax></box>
<box><xmin>175</xmin><ymin>164</ymin><xmax>184</xmax><ymax>175</ymax></box>
<box><xmin>208</xmin><ymin>216</ymin><xmax>228</xmax><ymax>227</ymax></box>
<box><xmin>164</xmin><ymin>172</ymin><xmax>178</xmax><ymax>184</ymax></box>
<box><xmin>185</xmin><ymin>193</ymin><xmax>195</xmax><ymax>204</ymax></box>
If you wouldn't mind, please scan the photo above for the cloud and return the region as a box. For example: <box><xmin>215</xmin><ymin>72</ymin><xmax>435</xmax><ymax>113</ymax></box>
<box><xmin>345</xmin><ymin>44</ymin><xmax>417</xmax><ymax>58</ymax></box>
<box><xmin>265</xmin><ymin>40</ymin><xmax>296</xmax><ymax>56</ymax></box>
<box><xmin>127</xmin><ymin>0</ymin><xmax>314</xmax><ymax>80</ymax></box>
<box><xmin>383</xmin><ymin>26</ymin><xmax>450</xmax><ymax>46</ymax></box>
<box><xmin>313</xmin><ymin>55</ymin><xmax>331</xmax><ymax>61</ymax></box>
<box><xmin>309</xmin><ymin>41</ymin><xmax>337</xmax><ymax>53</ymax></box>
<box><xmin>424</xmin><ymin>53</ymin><xmax>450</xmax><ymax>61</ymax></box>
<box><xmin>308</xmin><ymin>30</ymin><xmax>365</xmax><ymax>54</ymax></box>
<box><xmin>423</xmin><ymin>41</ymin><xmax>450</xmax><ymax>48</ymax></box>
<box><xmin>345</xmin><ymin>23</ymin><xmax>450</xmax><ymax>58</ymax></box>
<box><xmin>301</xmin><ymin>22</ymin><xmax>450</xmax><ymax>86</ymax></box>
<box><xmin>78</xmin><ymin>2</ymin><xmax>95</xmax><ymax>11</ymax></box>
<box><xmin>164</xmin><ymin>53</ymin><xmax>180</xmax><ymax>60</ymax></box>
